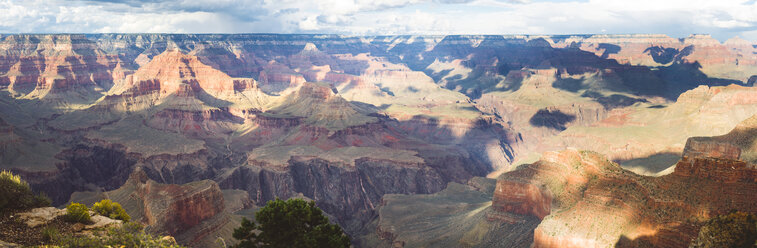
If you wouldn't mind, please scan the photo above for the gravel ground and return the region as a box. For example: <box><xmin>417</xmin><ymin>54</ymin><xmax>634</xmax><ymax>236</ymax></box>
<box><xmin>0</xmin><ymin>210</ymin><xmax>77</xmax><ymax>246</ymax></box>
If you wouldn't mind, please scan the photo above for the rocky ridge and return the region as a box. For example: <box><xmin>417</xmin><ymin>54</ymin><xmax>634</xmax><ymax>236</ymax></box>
<box><xmin>489</xmin><ymin>116</ymin><xmax>757</xmax><ymax>247</ymax></box>
<box><xmin>68</xmin><ymin>169</ymin><xmax>247</xmax><ymax>246</ymax></box>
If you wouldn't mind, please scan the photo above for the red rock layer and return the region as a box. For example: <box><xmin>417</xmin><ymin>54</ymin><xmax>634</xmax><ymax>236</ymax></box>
<box><xmin>682</xmin><ymin>139</ymin><xmax>742</xmax><ymax>162</ymax></box>
<box><xmin>673</xmin><ymin>156</ymin><xmax>757</xmax><ymax>183</ymax></box>
<box><xmin>258</xmin><ymin>69</ymin><xmax>306</xmax><ymax>89</ymax></box>
<box><xmin>147</xmin><ymin>108</ymin><xmax>243</xmax><ymax>138</ymax></box>
<box><xmin>0</xmin><ymin>35</ymin><xmax>121</xmax><ymax>96</ymax></box>
<box><xmin>123</xmin><ymin>170</ymin><xmax>226</xmax><ymax>236</ymax></box>
<box><xmin>492</xmin><ymin>141</ymin><xmax>757</xmax><ymax>248</ymax></box>
<box><xmin>492</xmin><ymin>180</ymin><xmax>552</xmax><ymax>220</ymax></box>
<box><xmin>129</xmin><ymin>50</ymin><xmax>240</xmax><ymax>96</ymax></box>
<box><xmin>143</xmin><ymin>180</ymin><xmax>225</xmax><ymax>236</ymax></box>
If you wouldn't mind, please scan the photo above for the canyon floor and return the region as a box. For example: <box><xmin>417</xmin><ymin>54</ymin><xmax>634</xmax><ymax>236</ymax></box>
<box><xmin>0</xmin><ymin>33</ymin><xmax>755</xmax><ymax>247</ymax></box>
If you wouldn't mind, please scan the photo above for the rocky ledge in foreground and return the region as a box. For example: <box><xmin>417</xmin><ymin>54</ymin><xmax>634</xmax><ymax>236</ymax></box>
<box><xmin>0</xmin><ymin>206</ymin><xmax>178</xmax><ymax>247</ymax></box>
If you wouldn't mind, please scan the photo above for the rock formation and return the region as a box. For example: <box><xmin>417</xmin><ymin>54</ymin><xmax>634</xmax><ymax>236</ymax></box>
<box><xmin>69</xmin><ymin>169</ymin><xmax>240</xmax><ymax>246</ymax></box>
<box><xmin>0</xmin><ymin>35</ymin><xmax>120</xmax><ymax>100</ymax></box>
<box><xmin>488</xmin><ymin>116</ymin><xmax>757</xmax><ymax>247</ymax></box>
<box><xmin>1</xmin><ymin>33</ymin><xmax>756</xmax><ymax>247</ymax></box>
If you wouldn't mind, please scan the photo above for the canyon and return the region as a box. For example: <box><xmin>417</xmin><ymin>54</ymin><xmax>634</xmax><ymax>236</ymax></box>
<box><xmin>0</xmin><ymin>33</ymin><xmax>756</xmax><ymax>247</ymax></box>
<box><xmin>373</xmin><ymin>115</ymin><xmax>757</xmax><ymax>247</ymax></box>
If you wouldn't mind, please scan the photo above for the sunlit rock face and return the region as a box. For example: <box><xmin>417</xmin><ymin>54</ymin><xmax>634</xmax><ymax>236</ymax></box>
<box><xmin>0</xmin><ymin>35</ymin><xmax>120</xmax><ymax>104</ymax></box>
<box><xmin>492</xmin><ymin>179</ymin><xmax>552</xmax><ymax>220</ymax></box>
<box><xmin>1</xmin><ymin>34</ymin><xmax>756</xmax><ymax>247</ymax></box>
<box><xmin>68</xmin><ymin>169</ymin><xmax>249</xmax><ymax>247</ymax></box>
<box><xmin>490</xmin><ymin>116</ymin><xmax>757</xmax><ymax>248</ymax></box>
<box><xmin>683</xmin><ymin>139</ymin><xmax>741</xmax><ymax>161</ymax></box>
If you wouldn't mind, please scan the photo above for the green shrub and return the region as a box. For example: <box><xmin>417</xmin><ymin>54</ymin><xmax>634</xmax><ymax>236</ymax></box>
<box><xmin>103</xmin><ymin>222</ymin><xmax>183</xmax><ymax>247</ymax></box>
<box><xmin>0</xmin><ymin>170</ymin><xmax>51</xmax><ymax>212</ymax></box>
<box><xmin>56</xmin><ymin>222</ymin><xmax>185</xmax><ymax>248</ymax></box>
<box><xmin>57</xmin><ymin>235</ymin><xmax>103</xmax><ymax>248</ymax></box>
<box><xmin>92</xmin><ymin>199</ymin><xmax>130</xmax><ymax>222</ymax></box>
<box><xmin>690</xmin><ymin>211</ymin><xmax>757</xmax><ymax>248</ymax></box>
<box><xmin>41</xmin><ymin>226</ymin><xmax>60</xmax><ymax>243</ymax></box>
<box><xmin>33</xmin><ymin>192</ymin><xmax>52</xmax><ymax>207</ymax></box>
<box><xmin>65</xmin><ymin>202</ymin><xmax>91</xmax><ymax>224</ymax></box>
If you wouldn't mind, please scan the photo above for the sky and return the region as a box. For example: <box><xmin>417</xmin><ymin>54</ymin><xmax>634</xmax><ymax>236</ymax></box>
<box><xmin>2</xmin><ymin>0</ymin><xmax>757</xmax><ymax>41</ymax></box>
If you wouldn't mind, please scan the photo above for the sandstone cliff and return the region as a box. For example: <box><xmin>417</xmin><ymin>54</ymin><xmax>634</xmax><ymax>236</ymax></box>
<box><xmin>489</xmin><ymin>116</ymin><xmax>757</xmax><ymax>247</ymax></box>
<box><xmin>69</xmin><ymin>169</ymin><xmax>244</xmax><ymax>247</ymax></box>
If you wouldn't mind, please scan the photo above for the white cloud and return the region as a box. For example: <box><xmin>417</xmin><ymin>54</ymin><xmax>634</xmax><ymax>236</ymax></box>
<box><xmin>0</xmin><ymin>0</ymin><xmax>756</xmax><ymax>41</ymax></box>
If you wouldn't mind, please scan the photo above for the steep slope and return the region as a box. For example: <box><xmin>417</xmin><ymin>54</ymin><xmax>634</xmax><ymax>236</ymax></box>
<box><xmin>0</xmin><ymin>35</ymin><xmax>514</xmax><ymax>243</ymax></box>
<box><xmin>105</xmin><ymin>49</ymin><xmax>268</xmax><ymax>112</ymax></box>
<box><xmin>489</xmin><ymin>125</ymin><xmax>757</xmax><ymax>247</ymax></box>
<box><xmin>69</xmin><ymin>169</ymin><xmax>251</xmax><ymax>247</ymax></box>
<box><xmin>685</xmin><ymin>114</ymin><xmax>757</xmax><ymax>163</ymax></box>
<box><xmin>265</xmin><ymin>82</ymin><xmax>377</xmax><ymax>130</ymax></box>
<box><xmin>362</xmin><ymin>178</ymin><xmax>541</xmax><ymax>248</ymax></box>
<box><xmin>553</xmin><ymin>85</ymin><xmax>757</xmax><ymax>173</ymax></box>
<box><xmin>370</xmin><ymin>114</ymin><xmax>757</xmax><ymax>247</ymax></box>
<box><xmin>0</xmin><ymin>35</ymin><xmax>121</xmax><ymax>110</ymax></box>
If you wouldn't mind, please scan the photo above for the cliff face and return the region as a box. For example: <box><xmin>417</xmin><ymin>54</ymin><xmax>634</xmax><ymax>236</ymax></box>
<box><xmin>492</xmin><ymin>180</ymin><xmax>552</xmax><ymax>220</ymax></box>
<box><xmin>217</xmin><ymin>154</ymin><xmax>470</xmax><ymax>231</ymax></box>
<box><xmin>129</xmin><ymin>50</ymin><xmax>238</xmax><ymax>96</ymax></box>
<box><xmin>682</xmin><ymin>139</ymin><xmax>741</xmax><ymax>161</ymax></box>
<box><xmin>490</xmin><ymin>116</ymin><xmax>757</xmax><ymax>248</ymax></box>
<box><xmin>143</xmin><ymin>180</ymin><xmax>225</xmax><ymax>237</ymax></box>
<box><xmin>0</xmin><ymin>35</ymin><xmax>119</xmax><ymax>99</ymax></box>
<box><xmin>69</xmin><ymin>170</ymin><xmax>231</xmax><ymax>246</ymax></box>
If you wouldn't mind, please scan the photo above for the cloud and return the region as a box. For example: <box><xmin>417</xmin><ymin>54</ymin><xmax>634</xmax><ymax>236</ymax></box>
<box><xmin>0</xmin><ymin>0</ymin><xmax>756</xmax><ymax>41</ymax></box>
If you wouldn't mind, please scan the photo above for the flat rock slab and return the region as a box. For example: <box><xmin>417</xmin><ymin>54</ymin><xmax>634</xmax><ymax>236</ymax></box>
<box><xmin>0</xmin><ymin>240</ymin><xmax>21</xmax><ymax>247</ymax></box>
<box><xmin>85</xmin><ymin>215</ymin><xmax>122</xmax><ymax>230</ymax></box>
<box><xmin>17</xmin><ymin>207</ymin><xmax>66</xmax><ymax>228</ymax></box>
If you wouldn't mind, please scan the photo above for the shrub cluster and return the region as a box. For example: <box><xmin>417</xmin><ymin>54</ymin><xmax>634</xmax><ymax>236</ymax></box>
<box><xmin>690</xmin><ymin>211</ymin><xmax>757</xmax><ymax>248</ymax></box>
<box><xmin>41</xmin><ymin>226</ymin><xmax>60</xmax><ymax>243</ymax></box>
<box><xmin>41</xmin><ymin>223</ymin><xmax>185</xmax><ymax>247</ymax></box>
<box><xmin>65</xmin><ymin>202</ymin><xmax>92</xmax><ymax>224</ymax></box>
<box><xmin>56</xmin><ymin>222</ymin><xmax>185</xmax><ymax>248</ymax></box>
<box><xmin>0</xmin><ymin>170</ymin><xmax>51</xmax><ymax>212</ymax></box>
<box><xmin>92</xmin><ymin>199</ymin><xmax>131</xmax><ymax>222</ymax></box>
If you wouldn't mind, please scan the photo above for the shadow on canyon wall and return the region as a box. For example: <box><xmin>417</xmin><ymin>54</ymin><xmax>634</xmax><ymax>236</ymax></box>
<box><xmin>384</xmin><ymin>35</ymin><xmax>745</xmax><ymax>101</ymax></box>
<box><xmin>614</xmin><ymin>152</ymin><xmax>681</xmax><ymax>175</ymax></box>
<box><xmin>11</xmin><ymin>108</ymin><xmax>516</xmax><ymax>237</ymax></box>
<box><xmin>529</xmin><ymin>109</ymin><xmax>577</xmax><ymax>131</ymax></box>
<box><xmin>72</xmin><ymin>34</ymin><xmax>750</xmax><ymax>106</ymax></box>
<box><xmin>614</xmin><ymin>221</ymin><xmax>701</xmax><ymax>248</ymax></box>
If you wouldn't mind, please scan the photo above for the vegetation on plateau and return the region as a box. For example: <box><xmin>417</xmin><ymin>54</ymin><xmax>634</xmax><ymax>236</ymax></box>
<box><xmin>64</xmin><ymin>202</ymin><xmax>92</xmax><ymax>224</ymax></box>
<box><xmin>690</xmin><ymin>211</ymin><xmax>757</xmax><ymax>248</ymax></box>
<box><xmin>0</xmin><ymin>170</ymin><xmax>51</xmax><ymax>212</ymax></box>
<box><xmin>0</xmin><ymin>177</ymin><xmax>175</xmax><ymax>248</ymax></box>
<box><xmin>92</xmin><ymin>199</ymin><xmax>131</xmax><ymax>222</ymax></box>
<box><xmin>45</xmin><ymin>222</ymin><xmax>185</xmax><ymax>248</ymax></box>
